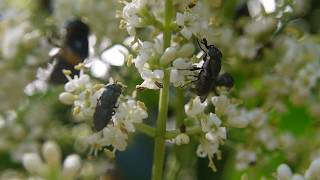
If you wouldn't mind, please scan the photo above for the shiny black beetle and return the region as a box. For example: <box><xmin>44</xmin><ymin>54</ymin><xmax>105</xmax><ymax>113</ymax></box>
<box><xmin>49</xmin><ymin>18</ymin><xmax>90</xmax><ymax>84</ymax></box>
<box><xmin>193</xmin><ymin>38</ymin><xmax>234</xmax><ymax>102</ymax></box>
<box><xmin>93</xmin><ymin>83</ymin><xmax>122</xmax><ymax>131</ymax></box>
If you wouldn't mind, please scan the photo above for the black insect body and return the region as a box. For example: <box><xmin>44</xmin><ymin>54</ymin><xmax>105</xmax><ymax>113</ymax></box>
<box><xmin>216</xmin><ymin>73</ymin><xmax>234</xmax><ymax>89</ymax></box>
<box><xmin>93</xmin><ymin>83</ymin><xmax>122</xmax><ymax>131</ymax></box>
<box><xmin>49</xmin><ymin>19</ymin><xmax>90</xmax><ymax>84</ymax></box>
<box><xmin>194</xmin><ymin>38</ymin><xmax>234</xmax><ymax>102</ymax></box>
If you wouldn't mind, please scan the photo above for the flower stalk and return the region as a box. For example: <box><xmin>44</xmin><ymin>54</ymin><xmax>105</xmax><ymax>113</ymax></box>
<box><xmin>151</xmin><ymin>0</ymin><xmax>173</xmax><ymax>179</ymax></box>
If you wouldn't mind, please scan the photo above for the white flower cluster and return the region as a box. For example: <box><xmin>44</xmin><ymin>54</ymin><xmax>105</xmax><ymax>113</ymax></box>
<box><xmin>134</xmin><ymin>36</ymin><xmax>165</xmax><ymax>89</ymax></box>
<box><xmin>58</xmin><ymin>66</ymin><xmax>149</xmax><ymax>153</ymax></box>
<box><xmin>276</xmin><ymin>158</ymin><xmax>320</xmax><ymax>180</ymax></box>
<box><xmin>121</xmin><ymin>0</ymin><xmax>160</xmax><ymax>36</ymax></box>
<box><xmin>134</xmin><ymin>35</ymin><xmax>195</xmax><ymax>89</ymax></box>
<box><xmin>59</xmin><ymin>65</ymin><xmax>105</xmax><ymax>120</ymax></box>
<box><xmin>86</xmin><ymin>98</ymin><xmax>148</xmax><ymax>154</ymax></box>
<box><xmin>185</xmin><ymin>97</ymin><xmax>227</xmax><ymax>171</ymax></box>
<box><xmin>24</xmin><ymin>63</ymin><xmax>55</xmax><ymax>96</ymax></box>
<box><xmin>121</xmin><ymin>0</ymin><xmax>147</xmax><ymax>36</ymax></box>
<box><xmin>235</xmin><ymin>148</ymin><xmax>257</xmax><ymax>170</ymax></box>
<box><xmin>212</xmin><ymin>95</ymin><xmax>267</xmax><ymax>128</ymax></box>
<box><xmin>22</xmin><ymin>141</ymin><xmax>82</xmax><ymax>180</ymax></box>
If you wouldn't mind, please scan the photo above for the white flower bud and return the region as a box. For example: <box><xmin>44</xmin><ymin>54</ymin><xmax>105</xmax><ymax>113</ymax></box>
<box><xmin>277</xmin><ymin>164</ymin><xmax>292</xmax><ymax>180</ymax></box>
<box><xmin>42</xmin><ymin>141</ymin><xmax>61</xmax><ymax>169</ymax></box>
<box><xmin>305</xmin><ymin>158</ymin><xmax>320</xmax><ymax>179</ymax></box>
<box><xmin>172</xmin><ymin>58</ymin><xmax>192</xmax><ymax>69</ymax></box>
<box><xmin>180</xmin><ymin>27</ymin><xmax>192</xmax><ymax>40</ymax></box>
<box><xmin>176</xmin><ymin>13</ymin><xmax>184</xmax><ymax>26</ymax></box>
<box><xmin>23</xmin><ymin>153</ymin><xmax>46</xmax><ymax>176</ymax></box>
<box><xmin>291</xmin><ymin>174</ymin><xmax>305</xmax><ymax>180</ymax></box>
<box><xmin>205</xmin><ymin>132</ymin><xmax>218</xmax><ymax>144</ymax></box>
<box><xmin>78</xmin><ymin>75</ymin><xmax>90</xmax><ymax>86</ymax></box>
<box><xmin>175</xmin><ymin>133</ymin><xmax>190</xmax><ymax>145</ymax></box>
<box><xmin>209</xmin><ymin>113</ymin><xmax>221</xmax><ymax>127</ymax></box>
<box><xmin>178</xmin><ymin>43</ymin><xmax>195</xmax><ymax>58</ymax></box>
<box><xmin>62</xmin><ymin>154</ymin><xmax>82</xmax><ymax>180</ymax></box>
<box><xmin>59</xmin><ymin>92</ymin><xmax>75</xmax><ymax>105</ymax></box>
<box><xmin>160</xmin><ymin>46</ymin><xmax>177</xmax><ymax>65</ymax></box>
<box><xmin>65</xmin><ymin>81</ymin><xmax>77</xmax><ymax>92</ymax></box>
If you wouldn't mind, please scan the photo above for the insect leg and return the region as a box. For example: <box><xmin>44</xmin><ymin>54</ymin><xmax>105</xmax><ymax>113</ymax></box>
<box><xmin>180</xmin><ymin>79</ymin><xmax>198</xmax><ymax>88</ymax></box>
<box><xmin>197</xmin><ymin>38</ymin><xmax>207</xmax><ymax>52</ymax></box>
<box><xmin>177</xmin><ymin>66</ymin><xmax>202</xmax><ymax>71</ymax></box>
<box><xmin>201</xmin><ymin>38</ymin><xmax>209</xmax><ymax>49</ymax></box>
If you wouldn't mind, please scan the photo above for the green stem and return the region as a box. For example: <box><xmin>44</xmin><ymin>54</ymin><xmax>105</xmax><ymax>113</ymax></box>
<box><xmin>175</xmin><ymin>88</ymin><xmax>185</xmax><ymax>127</ymax></box>
<box><xmin>152</xmin><ymin>69</ymin><xmax>170</xmax><ymax>180</ymax></box>
<box><xmin>134</xmin><ymin>123</ymin><xmax>156</xmax><ymax>137</ymax></box>
<box><xmin>151</xmin><ymin>0</ymin><xmax>173</xmax><ymax>180</ymax></box>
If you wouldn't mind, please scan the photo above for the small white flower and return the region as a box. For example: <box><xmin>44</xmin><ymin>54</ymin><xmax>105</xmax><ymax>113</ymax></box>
<box><xmin>200</xmin><ymin>113</ymin><xmax>221</xmax><ymax>132</ymax></box>
<box><xmin>196</xmin><ymin>138</ymin><xmax>219</xmax><ymax>171</ymax></box>
<box><xmin>184</xmin><ymin>96</ymin><xmax>207</xmax><ymax>117</ymax></box>
<box><xmin>139</xmin><ymin>69</ymin><xmax>164</xmax><ymax>89</ymax></box>
<box><xmin>211</xmin><ymin>95</ymin><xmax>231</xmax><ymax>116</ymax></box>
<box><xmin>235</xmin><ymin>149</ymin><xmax>257</xmax><ymax>170</ymax></box>
<box><xmin>121</xmin><ymin>0</ymin><xmax>148</xmax><ymax>35</ymax></box>
<box><xmin>176</xmin><ymin>12</ymin><xmax>196</xmax><ymax>40</ymax></box>
<box><xmin>196</xmin><ymin>138</ymin><xmax>219</xmax><ymax>158</ymax></box>
<box><xmin>170</xmin><ymin>58</ymin><xmax>194</xmax><ymax>87</ymax></box>
<box><xmin>65</xmin><ymin>74</ymin><xmax>91</xmax><ymax>93</ymax></box>
<box><xmin>113</xmin><ymin>99</ymin><xmax>148</xmax><ymax>132</ymax></box>
<box><xmin>102</xmin><ymin>125</ymin><xmax>128</xmax><ymax>151</ymax></box>
<box><xmin>175</xmin><ymin>4</ymin><xmax>209</xmax><ymax>40</ymax></box>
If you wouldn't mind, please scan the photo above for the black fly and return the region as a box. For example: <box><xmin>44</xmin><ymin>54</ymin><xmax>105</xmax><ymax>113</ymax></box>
<box><xmin>192</xmin><ymin>38</ymin><xmax>234</xmax><ymax>102</ymax></box>
<box><xmin>93</xmin><ymin>83</ymin><xmax>122</xmax><ymax>131</ymax></box>
<box><xmin>49</xmin><ymin>18</ymin><xmax>90</xmax><ymax>84</ymax></box>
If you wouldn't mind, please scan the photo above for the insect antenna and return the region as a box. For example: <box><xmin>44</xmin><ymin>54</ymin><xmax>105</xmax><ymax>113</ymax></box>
<box><xmin>197</xmin><ymin>38</ymin><xmax>207</xmax><ymax>52</ymax></box>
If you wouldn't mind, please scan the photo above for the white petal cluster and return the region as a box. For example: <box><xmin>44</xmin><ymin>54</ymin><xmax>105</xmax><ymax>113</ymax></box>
<box><xmin>122</xmin><ymin>0</ymin><xmax>147</xmax><ymax>36</ymax></box>
<box><xmin>292</xmin><ymin>62</ymin><xmax>320</xmax><ymax>106</ymax></box>
<box><xmin>1</xmin><ymin>21</ymin><xmax>32</xmax><ymax>59</ymax></box>
<box><xmin>235</xmin><ymin>148</ymin><xmax>257</xmax><ymax>170</ymax></box>
<box><xmin>24</xmin><ymin>63</ymin><xmax>55</xmax><ymax>96</ymax></box>
<box><xmin>176</xmin><ymin>4</ymin><xmax>209</xmax><ymax>39</ymax></box>
<box><xmin>22</xmin><ymin>141</ymin><xmax>82</xmax><ymax>180</ymax></box>
<box><xmin>170</xmin><ymin>58</ymin><xmax>195</xmax><ymax>87</ymax></box>
<box><xmin>101</xmin><ymin>125</ymin><xmax>129</xmax><ymax>151</ymax></box>
<box><xmin>276</xmin><ymin>158</ymin><xmax>320</xmax><ymax>180</ymax></box>
<box><xmin>58</xmin><ymin>68</ymin><xmax>105</xmax><ymax>121</ymax></box>
<box><xmin>184</xmin><ymin>96</ymin><xmax>207</xmax><ymax>117</ymax></box>
<box><xmin>196</xmin><ymin>113</ymin><xmax>226</xmax><ymax>171</ymax></box>
<box><xmin>244</xmin><ymin>17</ymin><xmax>277</xmax><ymax>37</ymax></box>
<box><xmin>113</xmin><ymin>99</ymin><xmax>148</xmax><ymax>132</ymax></box>
<box><xmin>134</xmin><ymin>37</ymin><xmax>164</xmax><ymax>89</ymax></box>
<box><xmin>184</xmin><ymin>96</ymin><xmax>227</xmax><ymax>171</ymax></box>
<box><xmin>211</xmin><ymin>95</ymin><xmax>267</xmax><ymax>128</ymax></box>
<box><xmin>86</xmin><ymin>98</ymin><xmax>148</xmax><ymax>152</ymax></box>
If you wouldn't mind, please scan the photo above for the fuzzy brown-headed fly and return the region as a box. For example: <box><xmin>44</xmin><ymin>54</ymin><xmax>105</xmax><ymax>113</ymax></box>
<box><xmin>49</xmin><ymin>18</ymin><xmax>90</xmax><ymax>84</ymax></box>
